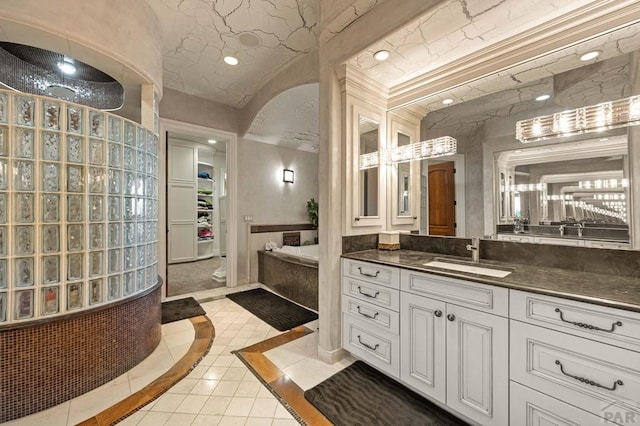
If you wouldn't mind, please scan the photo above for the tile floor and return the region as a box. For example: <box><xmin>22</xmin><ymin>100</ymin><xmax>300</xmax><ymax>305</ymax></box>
<box><xmin>8</xmin><ymin>284</ymin><xmax>354</xmax><ymax>425</ymax></box>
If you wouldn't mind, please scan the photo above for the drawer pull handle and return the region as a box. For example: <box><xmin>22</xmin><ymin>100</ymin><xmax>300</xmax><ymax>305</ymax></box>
<box><xmin>357</xmin><ymin>306</ymin><xmax>379</xmax><ymax>319</ymax></box>
<box><xmin>434</xmin><ymin>310</ymin><xmax>442</xmax><ymax>318</ymax></box>
<box><xmin>357</xmin><ymin>286</ymin><xmax>380</xmax><ymax>299</ymax></box>
<box><xmin>555</xmin><ymin>308</ymin><xmax>622</xmax><ymax>333</ymax></box>
<box><xmin>357</xmin><ymin>335</ymin><xmax>379</xmax><ymax>351</ymax></box>
<box><xmin>357</xmin><ymin>267</ymin><xmax>380</xmax><ymax>278</ymax></box>
<box><xmin>555</xmin><ymin>360</ymin><xmax>623</xmax><ymax>391</ymax></box>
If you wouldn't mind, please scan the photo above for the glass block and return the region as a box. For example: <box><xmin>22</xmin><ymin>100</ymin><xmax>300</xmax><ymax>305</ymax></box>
<box><xmin>42</xmin><ymin>256</ymin><xmax>60</xmax><ymax>284</ymax></box>
<box><xmin>107</xmin><ymin>275</ymin><xmax>121</xmax><ymax>300</ymax></box>
<box><xmin>0</xmin><ymin>159</ymin><xmax>7</xmax><ymax>190</ymax></box>
<box><xmin>123</xmin><ymin>271</ymin><xmax>135</xmax><ymax>296</ymax></box>
<box><xmin>108</xmin><ymin>196</ymin><xmax>121</xmax><ymax>221</ymax></box>
<box><xmin>15</xmin><ymin>226</ymin><xmax>34</xmax><ymax>255</ymax></box>
<box><xmin>137</xmin><ymin>150</ymin><xmax>146</xmax><ymax>174</ymax></box>
<box><xmin>124</xmin><ymin>246</ymin><xmax>135</xmax><ymax>270</ymax></box>
<box><xmin>89</xmin><ymin>278</ymin><xmax>103</xmax><ymax>305</ymax></box>
<box><xmin>136</xmin><ymin>198</ymin><xmax>145</xmax><ymax>220</ymax></box>
<box><xmin>146</xmin><ymin>243</ymin><xmax>153</xmax><ymax>264</ymax></box>
<box><xmin>43</xmin><ymin>101</ymin><xmax>61</xmax><ymax>130</ymax></box>
<box><xmin>67</xmin><ymin>106</ymin><xmax>83</xmax><ymax>134</ymax></box>
<box><xmin>15</xmin><ymin>96</ymin><xmax>35</xmax><ymax>126</ymax></box>
<box><xmin>89</xmin><ymin>139</ymin><xmax>105</xmax><ymax>165</ymax></box>
<box><xmin>89</xmin><ymin>251</ymin><xmax>103</xmax><ymax>277</ymax></box>
<box><xmin>108</xmin><ymin>116</ymin><xmax>121</xmax><ymax>142</ymax></box>
<box><xmin>42</xmin><ymin>163</ymin><xmax>60</xmax><ymax>192</ymax></box>
<box><xmin>66</xmin><ymin>194</ymin><xmax>83</xmax><ymax>222</ymax></box>
<box><xmin>42</xmin><ymin>194</ymin><xmax>60</xmax><ymax>222</ymax></box>
<box><xmin>14</xmin><ymin>128</ymin><xmax>34</xmax><ymax>158</ymax></box>
<box><xmin>89</xmin><ymin>111</ymin><xmax>104</xmax><ymax>138</ymax></box>
<box><xmin>108</xmin><ymin>142</ymin><xmax>121</xmax><ymax>168</ymax></box>
<box><xmin>0</xmin><ymin>227</ymin><xmax>6</xmax><ymax>256</ymax></box>
<box><xmin>124</xmin><ymin>171</ymin><xmax>135</xmax><ymax>195</ymax></box>
<box><xmin>89</xmin><ymin>196</ymin><xmax>104</xmax><ymax>222</ymax></box>
<box><xmin>124</xmin><ymin>121</ymin><xmax>135</xmax><ymax>146</ymax></box>
<box><xmin>42</xmin><ymin>225</ymin><xmax>60</xmax><ymax>253</ymax></box>
<box><xmin>146</xmin><ymin>265</ymin><xmax>154</xmax><ymax>288</ymax></box>
<box><xmin>67</xmin><ymin>282</ymin><xmax>83</xmax><ymax>310</ymax></box>
<box><xmin>145</xmin><ymin>197</ymin><xmax>153</xmax><ymax>218</ymax></box>
<box><xmin>136</xmin><ymin>268</ymin><xmax>145</xmax><ymax>291</ymax></box>
<box><xmin>15</xmin><ymin>289</ymin><xmax>34</xmax><ymax>320</ymax></box>
<box><xmin>136</xmin><ymin>245</ymin><xmax>145</xmax><ymax>267</ymax></box>
<box><xmin>0</xmin><ymin>193</ymin><xmax>6</xmax><ymax>223</ymax></box>
<box><xmin>15</xmin><ymin>193</ymin><xmax>34</xmax><ymax>223</ymax></box>
<box><xmin>137</xmin><ymin>126</ymin><xmax>145</xmax><ymax>148</ymax></box>
<box><xmin>41</xmin><ymin>131</ymin><xmax>61</xmax><ymax>161</ymax></box>
<box><xmin>15</xmin><ymin>257</ymin><xmax>34</xmax><ymax>287</ymax></box>
<box><xmin>14</xmin><ymin>161</ymin><xmax>34</xmax><ymax>191</ymax></box>
<box><xmin>41</xmin><ymin>286</ymin><xmax>59</xmax><ymax>315</ymax></box>
<box><xmin>150</xmin><ymin>200</ymin><xmax>158</xmax><ymax>220</ymax></box>
<box><xmin>89</xmin><ymin>223</ymin><xmax>104</xmax><ymax>250</ymax></box>
<box><xmin>0</xmin><ymin>92</ymin><xmax>7</xmax><ymax>123</ymax></box>
<box><xmin>124</xmin><ymin>146</ymin><xmax>135</xmax><ymax>170</ymax></box>
<box><xmin>123</xmin><ymin>197</ymin><xmax>135</xmax><ymax>221</ymax></box>
<box><xmin>144</xmin><ymin>130</ymin><xmax>154</xmax><ymax>151</ymax></box>
<box><xmin>67</xmin><ymin>224</ymin><xmax>84</xmax><ymax>251</ymax></box>
<box><xmin>136</xmin><ymin>175</ymin><xmax>145</xmax><ymax>196</ymax></box>
<box><xmin>0</xmin><ymin>126</ymin><xmax>8</xmax><ymax>156</ymax></box>
<box><xmin>108</xmin><ymin>223</ymin><xmax>120</xmax><ymax>247</ymax></box>
<box><xmin>137</xmin><ymin>223</ymin><xmax>146</xmax><ymax>243</ymax></box>
<box><xmin>108</xmin><ymin>249</ymin><xmax>121</xmax><ymax>274</ymax></box>
<box><xmin>109</xmin><ymin>169</ymin><xmax>121</xmax><ymax>194</ymax></box>
<box><xmin>147</xmin><ymin>153</ymin><xmax>156</xmax><ymax>174</ymax></box>
<box><xmin>151</xmin><ymin>221</ymin><xmax>158</xmax><ymax>241</ymax></box>
<box><xmin>0</xmin><ymin>259</ymin><xmax>6</xmax><ymax>288</ymax></box>
<box><xmin>123</xmin><ymin>222</ymin><xmax>135</xmax><ymax>246</ymax></box>
<box><xmin>66</xmin><ymin>135</ymin><xmax>84</xmax><ymax>163</ymax></box>
<box><xmin>67</xmin><ymin>254</ymin><xmax>83</xmax><ymax>281</ymax></box>
<box><xmin>89</xmin><ymin>167</ymin><xmax>105</xmax><ymax>194</ymax></box>
<box><xmin>66</xmin><ymin>165</ymin><xmax>84</xmax><ymax>192</ymax></box>
<box><xmin>0</xmin><ymin>292</ymin><xmax>5</xmax><ymax>322</ymax></box>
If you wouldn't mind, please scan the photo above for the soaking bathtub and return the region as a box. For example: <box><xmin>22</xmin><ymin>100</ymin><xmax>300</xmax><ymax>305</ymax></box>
<box><xmin>257</xmin><ymin>244</ymin><xmax>318</xmax><ymax>311</ymax></box>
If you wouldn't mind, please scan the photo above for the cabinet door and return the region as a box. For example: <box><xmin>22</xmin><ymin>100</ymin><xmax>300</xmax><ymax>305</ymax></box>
<box><xmin>446</xmin><ymin>305</ymin><xmax>508</xmax><ymax>426</ymax></box>
<box><xmin>400</xmin><ymin>292</ymin><xmax>446</xmax><ymax>404</ymax></box>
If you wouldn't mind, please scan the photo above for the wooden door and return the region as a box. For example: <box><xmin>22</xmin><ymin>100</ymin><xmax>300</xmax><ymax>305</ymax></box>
<box><xmin>428</xmin><ymin>161</ymin><xmax>455</xmax><ymax>236</ymax></box>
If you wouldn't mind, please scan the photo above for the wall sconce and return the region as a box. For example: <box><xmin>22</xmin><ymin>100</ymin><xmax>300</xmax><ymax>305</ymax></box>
<box><xmin>515</xmin><ymin>95</ymin><xmax>640</xmax><ymax>143</ymax></box>
<box><xmin>283</xmin><ymin>169</ymin><xmax>294</xmax><ymax>183</ymax></box>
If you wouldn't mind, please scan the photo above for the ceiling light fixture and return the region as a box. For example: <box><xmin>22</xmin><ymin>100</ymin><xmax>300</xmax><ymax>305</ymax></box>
<box><xmin>580</xmin><ymin>50</ymin><xmax>601</xmax><ymax>61</ymax></box>
<box><xmin>56</xmin><ymin>58</ymin><xmax>76</xmax><ymax>75</ymax></box>
<box><xmin>373</xmin><ymin>50</ymin><xmax>390</xmax><ymax>61</ymax></box>
<box><xmin>515</xmin><ymin>95</ymin><xmax>640</xmax><ymax>143</ymax></box>
<box><xmin>224</xmin><ymin>56</ymin><xmax>239</xmax><ymax>66</ymax></box>
<box><xmin>535</xmin><ymin>94</ymin><xmax>550</xmax><ymax>101</ymax></box>
<box><xmin>208</xmin><ymin>139</ymin><xmax>217</xmax><ymax>144</ymax></box>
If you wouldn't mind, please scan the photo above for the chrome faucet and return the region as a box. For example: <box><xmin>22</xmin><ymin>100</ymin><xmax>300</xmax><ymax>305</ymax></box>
<box><xmin>466</xmin><ymin>236</ymin><xmax>480</xmax><ymax>263</ymax></box>
<box><xmin>575</xmin><ymin>223</ymin><xmax>584</xmax><ymax>237</ymax></box>
<box><xmin>559</xmin><ymin>224</ymin><xmax>566</xmax><ymax>237</ymax></box>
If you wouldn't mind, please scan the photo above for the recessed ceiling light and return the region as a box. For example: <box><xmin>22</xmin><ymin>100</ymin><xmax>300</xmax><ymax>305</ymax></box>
<box><xmin>442</xmin><ymin>98</ymin><xmax>453</xmax><ymax>105</ymax></box>
<box><xmin>57</xmin><ymin>59</ymin><xmax>76</xmax><ymax>75</ymax></box>
<box><xmin>373</xmin><ymin>50</ymin><xmax>390</xmax><ymax>61</ymax></box>
<box><xmin>535</xmin><ymin>94</ymin><xmax>550</xmax><ymax>101</ymax></box>
<box><xmin>224</xmin><ymin>56</ymin><xmax>239</xmax><ymax>66</ymax></box>
<box><xmin>580</xmin><ymin>50</ymin><xmax>601</xmax><ymax>61</ymax></box>
<box><xmin>208</xmin><ymin>139</ymin><xmax>217</xmax><ymax>144</ymax></box>
<box><xmin>238</xmin><ymin>32</ymin><xmax>261</xmax><ymax>48</ymax></box>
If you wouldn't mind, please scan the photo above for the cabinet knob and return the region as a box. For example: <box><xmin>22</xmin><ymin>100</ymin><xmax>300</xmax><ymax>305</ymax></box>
<box><xmin>434</xmin><ymin>310</ymin><xmax>442</xmax><ymax>318</ymax></box>
<box><xmin>447</xmin><ymin>314</ymin><xmax>456</xmax><ymax>322</ymax></box>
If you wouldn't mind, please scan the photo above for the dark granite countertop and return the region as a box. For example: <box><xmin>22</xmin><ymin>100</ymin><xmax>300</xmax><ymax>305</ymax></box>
<box><xmin>342</xmin><ymin>249</ymin><xmax>640</xmax><ymax>313</ymax></box>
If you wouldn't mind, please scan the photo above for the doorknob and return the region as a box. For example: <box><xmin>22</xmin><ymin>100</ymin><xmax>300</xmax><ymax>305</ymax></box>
<box><xmin>447</xmin><ymin>314</ymin><xmax>456</xmax><ymax>321</ymax></box>
<box><xmin>434</xmin><ymin>310</ymin><xmax>442</xmax><ymax>317</ymax></box>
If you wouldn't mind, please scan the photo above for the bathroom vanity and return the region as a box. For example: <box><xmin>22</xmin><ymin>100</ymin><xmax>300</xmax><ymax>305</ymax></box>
<box><xmin>341</xmin><ymin>250</ymin><xmax>640</xmax><ymax>426</ymax></box>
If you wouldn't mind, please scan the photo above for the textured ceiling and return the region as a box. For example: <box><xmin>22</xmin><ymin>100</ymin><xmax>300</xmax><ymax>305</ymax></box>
<box><xmin>146</xmin><ymin>0</ymin><xmax>318</xmax><ymax>108</ymax></box>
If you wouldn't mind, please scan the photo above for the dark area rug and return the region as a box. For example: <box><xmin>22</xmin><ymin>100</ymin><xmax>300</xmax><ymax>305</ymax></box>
<box><xmin>304</xmin><ymin>361</ymin><xmax>470</xmax><ymax>426</ymax></box>
<box><xmin>161</xmin><ymin>297</ymin><xmax>206</xmax><ymax>324</ymax></box>
<box><xmin>226</xmin><ymin>288</ymin><xmax>318</xmax><ymax>331</ymax></box>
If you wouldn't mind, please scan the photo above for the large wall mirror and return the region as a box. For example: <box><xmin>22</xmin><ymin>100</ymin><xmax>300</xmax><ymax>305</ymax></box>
<box><xmin>358</xmin><ymin>115</ymin><xmax>380</xmax><ymax>218</ymax></box>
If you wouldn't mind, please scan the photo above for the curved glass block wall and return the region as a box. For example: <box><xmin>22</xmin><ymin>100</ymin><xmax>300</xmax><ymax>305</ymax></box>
<box><xmin>0</xmin><ymin>89</ymin><xmax>159</xmax><ymax>324</ymax></box>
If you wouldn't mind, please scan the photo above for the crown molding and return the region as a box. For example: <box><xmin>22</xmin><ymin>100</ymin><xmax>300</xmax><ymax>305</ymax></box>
<box><xmin>339</xmin><ymin>64</ymin><xmax>389</xmax><ymax>107</ymax></box>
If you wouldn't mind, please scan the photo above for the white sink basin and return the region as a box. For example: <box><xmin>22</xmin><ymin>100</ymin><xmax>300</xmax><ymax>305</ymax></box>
<box><xmin>424</xmin><ymin>260</ymin><xmax>512</xmax><ymax>278</ymax></box>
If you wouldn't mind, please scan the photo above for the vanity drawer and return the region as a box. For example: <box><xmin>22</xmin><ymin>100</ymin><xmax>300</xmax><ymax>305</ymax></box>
<box><xmin>342</xmin><ymin>258</ymin><xmax>399</xmax><ymax>289</ymax></box>
<box><xmin>584</xmin><ymin>240</ymin><xmax>630</xmax><ymax>250</ymax></box>
<box><xmin>510</xmin><ymin>320</ymin><xmax>640</xmax><ymax>420</ymax></box>
<box><xmin>343</xmin><ymin>314</ymin><xmax>400</xmax><ymax>378</ymax></box>
<box><xmin>400</xmin><ymin>269</ymin><xmax>508</xmax><ymax>316</ymax></box>
<box><xmin>510</xmin><ymin>381</ymin><xmax>616</xmax><ymax>426</ymax></box>
<box><xmin>342</xmin><ymin>296</ymin><xmax>399</xmax><ymax>334</ymax></box>
<box><xmin>497</xmin><ymin>234</ymin><xmax>535</xmax><ymax>243</ymax></box>
<box><xmin>511</xmin><ymin>290</ymin><xmax>640</xmax><ymax>353</ymax></box>
<box><xmin>342</xmin><ymin>277</ymin><xmax>400</xmax><ymax>312</ymax></box>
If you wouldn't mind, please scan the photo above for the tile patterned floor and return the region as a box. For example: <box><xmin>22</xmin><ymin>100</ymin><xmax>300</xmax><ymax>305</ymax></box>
<box><xmin>7</xmin><ymin>284</ymin><xmax>354</xmax><ymax>425</ymax></box>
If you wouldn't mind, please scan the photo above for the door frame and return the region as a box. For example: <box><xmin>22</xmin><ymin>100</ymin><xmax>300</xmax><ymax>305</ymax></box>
<box><xmin>159</xmin><ymin>118</ymin><xmax>238</xmax><ymax>295</ymax></box>
<box><xmin>424</xmin><ymin>154</ymin><xmax>465</xmax><ymax>237</ymax></box>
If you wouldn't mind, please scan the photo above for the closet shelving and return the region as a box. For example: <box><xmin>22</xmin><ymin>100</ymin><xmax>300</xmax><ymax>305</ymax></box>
<box><xmin>196</xmin><ymin>151</ymin><xmax>215</xmax><ymax>260</ymax></box>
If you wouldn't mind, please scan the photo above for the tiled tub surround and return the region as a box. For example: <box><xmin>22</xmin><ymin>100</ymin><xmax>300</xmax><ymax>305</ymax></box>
<box><xmin>0</xmin><ymin>282</ymin><xmax>162</xmax><ymax>422</ymax></box>
<box><xmin>0</xmin><ymin>89</ymin><xmax>160</xmax><ymax>325</ymax></box>
<box><xmin>258</xmin><ymin>250</ymin><xmax>318</xmax><ymax>310</ymax></box>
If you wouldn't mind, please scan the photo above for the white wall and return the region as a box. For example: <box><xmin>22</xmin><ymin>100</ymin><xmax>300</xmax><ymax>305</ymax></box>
<box><xmin>237</xmin><ymin>138</ymin><xmax>319</xmax><ymax>283</ymax></box>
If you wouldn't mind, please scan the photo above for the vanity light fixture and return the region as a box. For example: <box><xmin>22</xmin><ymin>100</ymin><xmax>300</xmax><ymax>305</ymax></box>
<box><xmin>283</xmin><ymin>169</ymin><xmax>294</xmax><ymax>183</ymax></box>
<box><xmin>507</xmin><ymin>183</ymin><xmax>546</xmax><ymax>192</ymax></box>
<box><xmin>208</xmin><ymin>139</ymin><xmax>217</xmax><ymax>144</ymax></box>
<box><xmin>224</xmin><ymin>56</ymin><xmax>239</xmax><ymax>65</ymax></box>
<box><xmin>515</xmin><ymin>95</ymin><xmax>640</xmax><ymax>143</ymax></box>
<box><xmin>594</xmin><ymin>193</ymin><xmax>626</xmax><ymax>200</ymax></box>
<box><xmin>578</xmin><ymin>178</ymin><xmax>628</xmax><ymax>189</ymax></box>
<box><xmin>442</xmin><ymin>98</ymin><xmax>453</xmax><ymax>105</ymax></box>
<box><xmin>535</xmin><ymin>94</ymin><xmax>550</xmax><ymax>101</ymax></box>
<box><xmin>580</xmin><ymin>50</ymin><xmax>601</xmax><ymax>61</ymax></box>
<box><xmin>358</xmin><ymin>137</ymin><xmax>457</xmax><ymax>170</ymax></box>
<box><xmin>373</xmin><ymin>50</ymin><xmax>390</xmax><ymax>61</ymax></box>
